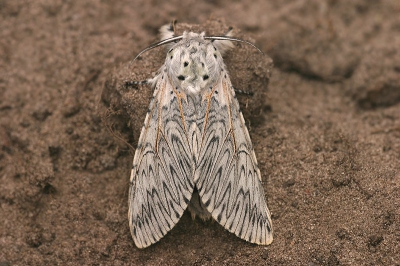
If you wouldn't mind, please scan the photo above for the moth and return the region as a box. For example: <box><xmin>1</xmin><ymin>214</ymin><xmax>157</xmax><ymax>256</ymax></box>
<box><xmin>128</xmin><ymin>22</ymin><xmax>273</xmax><ymax>248</ymax></box>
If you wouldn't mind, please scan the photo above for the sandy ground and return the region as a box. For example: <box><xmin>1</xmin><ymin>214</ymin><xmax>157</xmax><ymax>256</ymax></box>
<box><xmin>1</xmin><ymin>0</ymin><xmax>399</xmax><ymax>265</ymax></box>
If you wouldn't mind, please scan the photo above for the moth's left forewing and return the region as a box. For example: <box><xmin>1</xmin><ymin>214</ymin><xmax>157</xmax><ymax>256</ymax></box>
<box><xmin>129</xmin><ymin>72</ymin><xmax>194</xmax><ymax>249</ymax></box>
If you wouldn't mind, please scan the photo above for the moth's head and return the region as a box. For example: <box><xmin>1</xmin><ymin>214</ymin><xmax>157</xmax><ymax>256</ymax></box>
<box><xmin>165</xmin><ymin>32</ymin><xmax>233</xmax><ymax>95</ymax></box>
<box><xmin>131</xmin><ymin>28</ymin><xmax>262</xmax><ymax>94</ymax></box>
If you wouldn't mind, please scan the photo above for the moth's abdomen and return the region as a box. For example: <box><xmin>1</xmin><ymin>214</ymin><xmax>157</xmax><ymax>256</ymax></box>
<box><xmin>187</xmin><ymin>188</ymin><xmax>213</xmax><ymax>221</ymax></box>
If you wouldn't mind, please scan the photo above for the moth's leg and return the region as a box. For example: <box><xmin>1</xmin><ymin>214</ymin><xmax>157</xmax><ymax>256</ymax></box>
<box><xmin>234</xmin><ymin>87</ymin><xmax>254</xmax><ymax>96</ymax></box>
<box><xmin>160</xmin><ymin>19</ymin><xmax>177</xmax><ymax>41</ymax></box>
<box><xmin>125</xmin><ymin>76</ymin><xmax>157</xmax><ymax>89</ymax></box>
<box><xmin>225</xmin><ymin>26</ymin><xmax>233</xmax><ymax>37</ymax></box>
<box><xmin>125</xmin><ymin>80</ymin><xmax>148</xmax><ymax>88</ymax></box>
<box><xmin>171</xmin><ymin>19</ymin><xmax>177</xmax><ymax>35</ymax></box>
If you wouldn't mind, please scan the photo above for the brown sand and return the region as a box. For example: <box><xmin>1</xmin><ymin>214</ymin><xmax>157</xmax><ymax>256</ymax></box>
<box><xmin>1</xmin><ymin>1</ymin><xmax>399</xmax><ymax>265</ymax></box>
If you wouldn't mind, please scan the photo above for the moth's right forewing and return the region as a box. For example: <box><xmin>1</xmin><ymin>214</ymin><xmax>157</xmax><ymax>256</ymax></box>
<box><xmin>194</xmin><ymin>77</ymin><xmax>273</xmax><ymax>245</ymax></box>
<box><xmin>128</xmin><ymin>73</ymin><xmax>194</xmax><ymax>249</ymax></box>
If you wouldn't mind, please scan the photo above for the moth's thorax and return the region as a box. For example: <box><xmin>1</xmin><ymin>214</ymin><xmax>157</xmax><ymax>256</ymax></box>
<box><xmin>165</xmin><ymin>32</ymin><xmax>224</xmax><ymax>95</ymax></box>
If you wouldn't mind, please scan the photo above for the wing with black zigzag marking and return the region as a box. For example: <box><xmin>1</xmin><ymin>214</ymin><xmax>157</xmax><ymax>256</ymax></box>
<box><xmin>128</xmin><ymin>73</ymin><xmax>194</xmax><ymax>249</ymax></box>
<box><xmin>194</xmin><ymin>77</ymin><xmax>273</xmax><ymax>245</ymax></box>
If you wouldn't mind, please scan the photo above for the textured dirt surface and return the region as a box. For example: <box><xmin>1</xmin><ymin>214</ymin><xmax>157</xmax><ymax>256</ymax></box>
<box><xmin>1</xmin><ymin>1</ymin><xmax>399</xmax><ymax>265</ymax></box>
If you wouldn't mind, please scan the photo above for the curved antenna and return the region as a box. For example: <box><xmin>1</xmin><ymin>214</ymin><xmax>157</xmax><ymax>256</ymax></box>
<box><xmin>129</xmin><ymin>35</ymin><xmax>264</xmax><ymax>67</ymax></box>
<box><xmin>129</xmin><ymin>36</ymin><xmax>183</xmax><ymax>66</ymax></box>
<box><xmin>204</xmin><ymin>36</ymin><xmax>264</xmax><ymax>54</ymax></box>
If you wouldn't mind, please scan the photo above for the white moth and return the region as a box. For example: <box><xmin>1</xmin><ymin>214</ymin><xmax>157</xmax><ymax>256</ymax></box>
<box><xmin>128</xmin><ymin>23</ymin><xmax>273</xmax><ymax>249</ymax></box>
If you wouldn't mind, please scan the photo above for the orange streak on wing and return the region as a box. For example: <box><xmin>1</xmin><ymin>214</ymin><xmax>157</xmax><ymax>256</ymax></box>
<box><xmin>222</xmin><ymin>81</ymin><xmax>237</xmax><ymax>152</ymax></box>
<box><xmin>155</xmin><ymin>80</ymin><xmax>166</xmax><ymax>153</ymax></box>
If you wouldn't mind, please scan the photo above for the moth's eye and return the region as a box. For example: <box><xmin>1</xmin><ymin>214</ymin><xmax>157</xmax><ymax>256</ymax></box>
<box><xmin>203</xmin><ymin>75</ymin><xmax>209</xmax><ymax>81</ymax></box>
<box><xmin>213</xmin><ymin>54</ymin><xmax>217</xmax><ymax>59</ymax></box>
<box><xmin>178</xmin><ymin>75</ymin><xmax>185</xmax><ymax>80</ymax></box>
<box><xmin>201</xmin><ymin>62</ymin><xmax>205</xmax><ymax>68</ymax></box>
<box><xmin>170</xmin><ymin>55</ymin><xmax>173</xmax><ymax>59</ymax></box>
<box><xmin>183</xmin><ymin>61</ymin><xmax>188</xmax><ymax>67</ymax></box>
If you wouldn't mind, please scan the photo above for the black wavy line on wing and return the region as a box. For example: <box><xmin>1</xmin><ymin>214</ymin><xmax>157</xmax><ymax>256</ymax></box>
<box><xmin>129</xmin><ymin>80</ymin><xmax>194</xmax><ymax>248</ymax></box>
<box><xmin>195</xmin><ymin>80</ymin><xmax>273</xmax><ymax>245</ymax></box>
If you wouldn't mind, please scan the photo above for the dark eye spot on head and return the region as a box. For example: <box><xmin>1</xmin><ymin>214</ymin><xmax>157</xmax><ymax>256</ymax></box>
<box><xmin>170</xmin><ymin>55</ymin><xmax>173</xmax><ymax>59</ymax></box>
<box><xmin>214</xmin><ymin>46</ymin><xmax>217</xmax><ymax>51</ymax></box>
<box><xmin>201</xmin><ymin>62</ymin><xmax>205</xmax><ymax>68</ymax></box>
<box><xmin>178</xmin><ymin>75</ymin><xmax>185</xmax><ymax>80</ymax></box>
<box><xmin>203</xmin><ymin>75</ymin><xmax>209</xmax><ymax>80</ymax></box>
<box><xmin>184</xmin><ymin>61</ymin><xmax>188</xmax><ymax>67</ymax></box>
<box><xmin>214</xmin><ymin>54</ymin><xmax>217</xmax><ymax>59</ymax></box>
